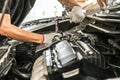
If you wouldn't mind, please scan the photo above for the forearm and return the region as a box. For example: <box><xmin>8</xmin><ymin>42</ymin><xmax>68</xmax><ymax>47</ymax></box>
<box><xmin>0</xmin><ymin>24</ymin><xmax>44</xmax><ymax>44</ymax></box>
<box><xmin>97</xmin><ymin>0</ymin><xmax>107</xmax><ymax>7</ymax></box>
<box><xmin>0</xmin><ymin>14</ymin><xmax>44</xmax><ymax>44</ymax></box>
<box><xmin>62</xmin><ymin>0</ymin><xmax>80</xmax><ymax>8</ymax></box>
<box><xmin>66</xmin><ymin>0</ymin><xmax>80</xmax><ymax>6</ymax></box>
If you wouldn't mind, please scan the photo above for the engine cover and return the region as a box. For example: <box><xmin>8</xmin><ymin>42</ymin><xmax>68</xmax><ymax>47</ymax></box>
<box><xmin>44</xmin><ymin>38</ymin><xmax>107</xmax><ymax>80</ymax></box>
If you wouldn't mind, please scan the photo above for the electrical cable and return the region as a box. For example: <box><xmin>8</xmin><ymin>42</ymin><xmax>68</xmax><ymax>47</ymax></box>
<box><xmin>109</xmin><ymin>64</ymin><xmax>120</xmax><ymax>69</ymax></box>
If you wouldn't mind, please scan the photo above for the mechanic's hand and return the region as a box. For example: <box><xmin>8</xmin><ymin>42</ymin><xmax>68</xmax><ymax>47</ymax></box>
<box><xmin>44</xmin><ymin>32</ymin><xmax>61</xmax><ymax>45</ymax></box>
<box><xmin>69</xmin><ymin>6</ymin><xmax>86</xmax><ymax>23</ymax></box>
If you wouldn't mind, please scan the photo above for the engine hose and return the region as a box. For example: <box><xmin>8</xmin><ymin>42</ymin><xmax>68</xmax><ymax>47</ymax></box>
<box><xmin>12</xmin><ymin>59</ymin><xmax>31</xmax><ymax>79</ymax></box>
<box><xmin>12</xmin><ymin>67</ymin><xmax>30</xmax><ymax>79</ymax></box>
<box><xmin>109</xmin><ymin>64</ymin><xmax>120</xmax><ymax>69</ymax></box>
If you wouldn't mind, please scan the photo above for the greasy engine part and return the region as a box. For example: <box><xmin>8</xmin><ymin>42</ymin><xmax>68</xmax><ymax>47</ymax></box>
<box><xmin>42</xmin><ymin>32</ymin><xmax>116</xmax><ymax>80</ymax></box>
<box><xmin>0</xmin><ymin>45</ymin><xmax>15</xmax><ymax>78</ymax></box>
<box><xmin>12</xmin><ymin>43</ymin><xmax>36</xmax><ymax>79</ymax></box>
<box><xmin>1</xmin><ymin>1</ymin><xmax>120</xmax><ymax>80</ymax></box>
<box><xmin>81</xmin><ymin>3</ymin><xmax>120</xmax><ymax>52</ymax></box>
<box><xmin>3</xmin><ymin>41</ymin><xmax>37</xmax><ymax>80</ymax></box>
<box><xmin>15</xmin><ymin>43</ymin><xmax>35</xmax><ymax>65</ymax></box>
<box><xmin>2</xmin><ymin>20</ymin><xmax>120</xmax><ymax>80</ymax></box>
<box><xmin>1</xmin><ymin>16</ymin><xmax>79</xmax><ymax>80</ymax></box>
<box><xmin>74</xmin><ymin>2</ymin><xmax>120</xmax><ymax>79</ymax></box>
<box><xmin>4</xmin><ymin>63</ymin><xmax>31</xmax><ymax>80</ymax></box>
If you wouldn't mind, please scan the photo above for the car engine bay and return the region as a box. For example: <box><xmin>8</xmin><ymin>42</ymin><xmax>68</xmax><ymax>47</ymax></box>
<box><xmin>0</xmin><ymin>0</ymin><xmax>120</xmax><ymax>80</ymax></box>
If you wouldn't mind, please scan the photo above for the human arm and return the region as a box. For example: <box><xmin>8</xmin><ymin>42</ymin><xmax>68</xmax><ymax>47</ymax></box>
<box><xmin>97</xmin><ymin>0</ymin><xmax>107</xmax><ymax>8</ymax></box>
<box><xmin>61</xmin><ymin>0</ymin><xmax>80</xmax><ymax>8</ymax></box>
<box><xmin>60</xmin><ymin>0</ymin><xmax>88</xmax><ymax>9</ymax></box>
<box><xmin>61</xmin><ymin>0</ymin><xmax>98</xmax><ymax>23</ymax></box>
<box><xmin>61</xmin><ymin>0</ymin><xmax>86</xmax><ymax>23</ymax></box>
<box><xmin>0</xmin><ymin>14</ymin><xmax>44</xmax><ymax>44</ymax></box>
